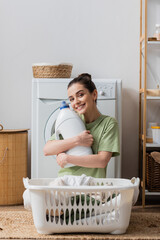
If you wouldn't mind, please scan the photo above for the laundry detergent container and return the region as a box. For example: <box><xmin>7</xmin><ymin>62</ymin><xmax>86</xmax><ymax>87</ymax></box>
<box><xmin>24</xmin><ymin>177</ymin><xmax>139</xmax><ymax>234</ymax></box>
<box><xmin>151</xmin><ymin>126</ymin><xmax>160</xmax><ymax>144</ymax></box>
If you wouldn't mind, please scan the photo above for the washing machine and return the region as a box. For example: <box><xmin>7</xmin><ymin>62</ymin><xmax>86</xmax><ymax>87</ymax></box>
<box><xmin>32</xmin><ymin>78</ymin><xmax>122</xmax><ymax>178</ymax></box>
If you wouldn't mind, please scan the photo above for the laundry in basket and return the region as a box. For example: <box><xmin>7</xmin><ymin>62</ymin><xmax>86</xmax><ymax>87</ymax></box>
<box><xmin>23</xmin><ymin>175</ymin><xmax>139</xmax><ymax>235</ymax></box>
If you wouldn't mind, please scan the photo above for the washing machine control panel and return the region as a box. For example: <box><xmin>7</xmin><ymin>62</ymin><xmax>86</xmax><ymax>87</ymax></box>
<box><xmin>96</xmin><ymin>82</ymin><xmax>116</xmax><ymax>99</ymax></box>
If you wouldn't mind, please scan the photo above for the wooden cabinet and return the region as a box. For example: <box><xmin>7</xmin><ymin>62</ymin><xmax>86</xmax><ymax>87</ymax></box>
<box><xmin>139</xmin><ymin>0</ymin><xmax>160</xmax><ymax>207</ymax></box>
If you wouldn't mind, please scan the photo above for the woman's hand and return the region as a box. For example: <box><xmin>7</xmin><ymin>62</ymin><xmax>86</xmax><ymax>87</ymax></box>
<box><xmin>77</xmin><ymin>130</ymin><xmax>93</xmax><ymax>147</ymax></box>
<box><xmin>56</xmin><ymin>153</ymin><xmax>68</xmax><ymax>168</ymax></box>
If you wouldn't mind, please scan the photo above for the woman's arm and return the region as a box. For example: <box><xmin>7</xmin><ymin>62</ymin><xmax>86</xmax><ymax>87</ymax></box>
<box><xmin>43</xmin><ymin>130</ymin><xmax>93</xmax><ymax>156</ymax></box>
<box><xmin>56</xmin><ymin>151</ymin><xmax>112</xmax><ymax>168</ymax></box>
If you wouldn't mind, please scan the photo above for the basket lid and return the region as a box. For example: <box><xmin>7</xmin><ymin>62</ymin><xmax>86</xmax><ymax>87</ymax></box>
<box><xmin>0</xmin><ymin>129</ymin><xmax>29</xmax><ymax>133</ymax></box>
<box><xmin>32</xmin><ymin>63</ymin><xmax>73</xmax><ymax>67</ymax></box>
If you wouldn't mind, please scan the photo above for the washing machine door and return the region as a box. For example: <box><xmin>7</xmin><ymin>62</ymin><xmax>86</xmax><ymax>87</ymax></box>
<box><xmin>41</xmin><ymin>100</ymin><xmax>71</xmax><ymax>178</ymax></box>
<box><xmin>44</xmin><ymin>106</ymin><xmax>59</xmax><ymax>144</ymax></box>
<box><xmin>36</xmin><ymin>99</ymin><xmax>65</xmax><ymax>178</ymax></box>
<box><xmin>44</xmin><ymin>101</ymin><xmax>71</xmax><ymax>143</ymax></box>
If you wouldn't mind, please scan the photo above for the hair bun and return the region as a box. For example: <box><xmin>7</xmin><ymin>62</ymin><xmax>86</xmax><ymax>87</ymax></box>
<box><xmin>78</xmin><ymin>73</ymin><xmax>92</xmax><ymax>81</ymax></box>
<box><xmin>68</xmin><ymin>73</ymin><xmax>96</xmax><ymax>95</ymax></box>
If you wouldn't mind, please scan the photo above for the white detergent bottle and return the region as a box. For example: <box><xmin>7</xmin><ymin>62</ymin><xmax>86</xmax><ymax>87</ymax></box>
<box><xmin>55</xmin><ymin>101</ymin><xmax>93</xmax><ymax>167</ymax></box>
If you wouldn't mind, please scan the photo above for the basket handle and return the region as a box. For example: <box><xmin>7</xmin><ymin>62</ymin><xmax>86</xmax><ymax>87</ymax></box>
<box><xmin>0</xmin><ymin>124</ymin><xmax>3</xmax><ymax>131</ymax></box>
<box><xmin>0</xmin><ymin>147</ymin><xmax>8</xmax><ymax>164</ymax></box>
<box><xmin>131</xmin><ymin>177</ymin><xmax>140</xmax><ymax>186</ymax></box>
<box><xmin>23</xmin><ymin>177</ymin><xmax>30</xmax><ymax>188</ymax></box>
<box><xmin>131</xmin><ymin>177</ymin><xmax>140</xmax><ymax>206</ymax></box>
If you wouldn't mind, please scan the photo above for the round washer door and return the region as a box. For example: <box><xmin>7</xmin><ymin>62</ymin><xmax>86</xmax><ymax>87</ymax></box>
<box><xmin>44</xmin><ymin>101</ymin><xmax>71</xmax><ymax>143</ymax></box>
<box><xmin>44</xmin><ymin>107</ymin><xmax>60</xmax><ymax>143</ymax></box>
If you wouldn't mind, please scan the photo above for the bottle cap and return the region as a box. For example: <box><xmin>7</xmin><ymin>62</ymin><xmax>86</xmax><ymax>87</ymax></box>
<box><xmin>60</xmin><ymin>101</ymin><xmax>70</xmax><ymax>110</ymax></box>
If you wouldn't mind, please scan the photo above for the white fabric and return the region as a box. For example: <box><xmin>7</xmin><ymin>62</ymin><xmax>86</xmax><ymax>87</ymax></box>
<box><xmin>49</xmin><ymin>174</ymin><xmax>95</xmax><ymax>187</ymax></box>
<box><xmin>23</xmin><ymin>174</ymin><xmax>95</xmax><ymax>210</ymax></box>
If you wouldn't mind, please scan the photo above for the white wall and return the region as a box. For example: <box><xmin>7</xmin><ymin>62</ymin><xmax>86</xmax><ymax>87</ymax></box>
<box><xmin>0</xmin><ymin>0</ymin><xmax>139</xmax><ymax>178</ymax></box>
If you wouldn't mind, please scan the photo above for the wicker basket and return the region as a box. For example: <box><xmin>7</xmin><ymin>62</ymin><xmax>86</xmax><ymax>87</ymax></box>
<box><xmin>0</xmin><ymin>129</ymin><xmax>28</xmax><ymax>205</ymax></box>
<box><xmin>146</xmin><ymin>153</ymin><xmax>160</xmax><ymax>192</ymax></box>
<box><xmin>146</xmin><ymin>89</ymin><xmax>160</xmax><ymax>96</ymax></box>
<box><xmin>32</xmin><ymin>63</ymin><xmax>73</xmax><ymax>78</ymax></box>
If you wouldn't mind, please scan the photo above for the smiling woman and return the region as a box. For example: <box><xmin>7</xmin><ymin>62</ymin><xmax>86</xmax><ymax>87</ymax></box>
<box><xmin>67</xmin><ymin>74</ymin><xmax>99</xmax><ymax>123</ymax></box>
<box><xmin>43</xmin><ymin>73</ymin><xmax>120</xmax><ymax>178</ymax></box>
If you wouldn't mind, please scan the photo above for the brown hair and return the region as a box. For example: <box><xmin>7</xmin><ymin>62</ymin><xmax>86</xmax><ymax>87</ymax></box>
<box><xmin>67</xmin><ymin>73</ymin><xmax>97</xmax><ymax>94</ymax></box>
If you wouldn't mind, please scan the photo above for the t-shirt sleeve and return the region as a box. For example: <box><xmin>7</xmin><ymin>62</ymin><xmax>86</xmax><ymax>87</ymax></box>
<box><xmin>98</xmin><ymin>119</ymin><xmax>120</xmax><ymax>157</ymax></box>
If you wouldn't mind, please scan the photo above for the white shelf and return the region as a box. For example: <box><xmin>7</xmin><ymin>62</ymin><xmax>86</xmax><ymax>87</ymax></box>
<box><xmin>147</xmin><ymin>96</ymin><xmax>160</xmax><ymax>100</ymax></box>
<box><xmin>142</xmin><ymin>41</ymin><xmax>160</xmax><ymax>49</ymax></box>
<box><xmin>146</xmin><ymin>143</ymin><xmax>160</xmax><ymax>148</ymax></box>
<box><xmin>141</xmin><ymin>95</ymin><xmax>160</xmax><ymax>100</ymax></box>
<box><xmin>148</xmin><ymin>41</ymin><xmax>160</xmax><ymax>45</ymax></box>
<box><xmin>145</xmin><ymin>190</ymin><xmax>160</xmax><ymax>196</ymax></box>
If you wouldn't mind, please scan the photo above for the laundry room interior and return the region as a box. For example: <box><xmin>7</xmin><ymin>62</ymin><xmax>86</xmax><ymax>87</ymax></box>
<box><xmin>0</xmin><ymin>0</ymin><xmax>139</xmax><ymax>179</ymax></box>
<box><xmin>0</xmin><ymin>0</ymin><xmax>160</xmax><ymax>239</ymax></box>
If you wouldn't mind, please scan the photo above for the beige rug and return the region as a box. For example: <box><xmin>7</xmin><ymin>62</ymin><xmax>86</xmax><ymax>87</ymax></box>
<box><xmin>0</xmin><ymin>206</ymin><xmax>160</xmax><ymax>239</ymax></box>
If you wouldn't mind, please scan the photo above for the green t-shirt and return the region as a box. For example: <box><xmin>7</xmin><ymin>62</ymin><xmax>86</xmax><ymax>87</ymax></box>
<box><xmin>50</xmin><ymin>114</ymin><xmax>120</xmax><ymax>178</ymax></box>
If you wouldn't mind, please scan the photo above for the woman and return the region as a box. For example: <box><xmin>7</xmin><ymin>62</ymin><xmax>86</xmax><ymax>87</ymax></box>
<box><xmin>43</xmin><ymin>73</ymin><xmax>120</xmax><ymax>178</ymax></box>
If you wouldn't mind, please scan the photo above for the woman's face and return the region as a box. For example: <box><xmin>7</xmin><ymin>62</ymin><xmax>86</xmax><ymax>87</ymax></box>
<box><xmin>67</xmin><ymin>83</ymin><xmax>97</xmax><ymax>115</ymax></box>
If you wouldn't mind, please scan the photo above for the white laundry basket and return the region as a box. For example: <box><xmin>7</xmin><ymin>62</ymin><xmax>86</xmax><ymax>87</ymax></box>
<box><xmin>23</xmin><ymin>178</ymin><xmax>139</xmax><ymax>235</ymax></box>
